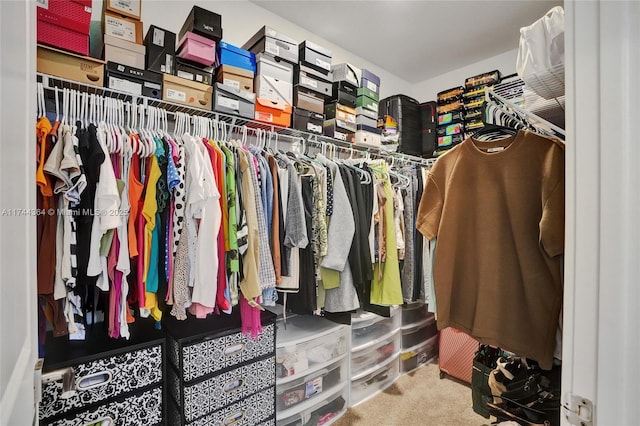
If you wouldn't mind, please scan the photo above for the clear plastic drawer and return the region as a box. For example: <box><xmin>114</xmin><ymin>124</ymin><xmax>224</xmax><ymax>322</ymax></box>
<box><xmin>351</xmin><ymin>331</ymin><xmax>400</xmax><ymax>379</ymax></box>
<box><xmin>400</xmin><ymin>335</ymin><xmax>438</xmax><ymax>374</ymax></box>
<box><xmin>349</xmin><ymin>355</ymin><xmax>399</xmax><ymax>407</ymax></box>
<box><xmin>277</xmin><ymin>383</ymin><xmax>347</xmax><ymax>426</ymax></box>
<box><xmin>401</xmin><ymin>317</ymin><xmax>438</xmax><ymax>349</ymax></box>
<box><xmin>351</xmin><ymin>308</ymin><xmax>401</xmax><ymax>351</ymax></box>
<box><xmin>401</xmin><ymin>302</ymin><xmax>434</xmax><ymax>327</ymax></box>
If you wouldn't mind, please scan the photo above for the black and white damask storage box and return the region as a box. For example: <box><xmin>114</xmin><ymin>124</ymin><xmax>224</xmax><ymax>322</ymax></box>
<box><xmin>165</xmin><ymin>310</ymin><xmax>277</xmax><ymax>425</ymax></box>
<box><xmin>39</xmin><ymin>321</ymin><xmax>166</xmax><ymax>426</ymax></box>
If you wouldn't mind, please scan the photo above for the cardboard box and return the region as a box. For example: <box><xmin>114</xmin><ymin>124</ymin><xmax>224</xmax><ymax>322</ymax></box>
<box><xmin>360</xmin><ymin>68</ymin><xmax>381</xmax><ymax>94</ymax></box>
<box><xmin>37</xmin><ymin>44</ymin><xmax>104</xmax><ymax>86</ymax></box>
<box><xmin>105</xmin><ymin>61</ymin><xmax>162</xmax><ymax>98</ymax></box>
<box><xmin>292</xmin><ymin>108</ymin><xmax>324</xmax><ymax>135</ymax></box>
<box><xmin>178</xmin><ymin>5</ymin><xmax>222</xmax><ymax>43</ymax></box>
<box><xmin>255</xmin><ymin>98</ymin><xmax>292</xmax><ymax>127</ymax></box>
<box><xmin>163</xmin><ymin>74</ymin><xmax>213</xmax><ymax>110</ymax></box>
<box><xmin>176</xmin><ymin>59</ymin><xmax>213</xmax><ymax>85</ymax></box>
<box><xmin>177</xmin><ymin>31</ymin><xmax>216</xmax><ymax>67</ymax></box>
<box><xmin>324</xmin><ymin>117</ymin><xmax>355</xmax><ymax>133</ymax></box>
<box><xmin>332</xmin><ymin>63</ymin><xmax>360</xmax><ymax>87</ymax></box>
<box><xmin>105</xmin><ymin>0</ymin><xmax>141</xmax><ymax>21</ymax></box>
<box><xmin>293</xmin><ymin>87</ymin><xmax>324</xmax><ymax>115</ymax></box>
<box><xmin>37</xmin><ymin>0</ymin><xmax>92</xmax><ymax>35</ymax></box>
<box><xmin>294</xmin><ymin>64</ymin><xmax>332</xmax><ymax>98</ymax></box>
<box><xmin>242</xmin><ymin>26</ymin><xmax>299</xmax><ymax>65</ymax></box>
<box><xmin>216</xmin><ymin>65</ymin><xmax>253</xmax><ymax>92</ymax></box>
<box><xmin>255</xmin><ymin>75</ymin><xmax>292</xmax><ymax>105</ymax></box>
<box><xmin>104</xmin><ymin>11</ymin><xmax>142</xmax><ymax>44</ymax></box>
<box><xmin>299</xmin><ymin>40</ymin><xmax>332</xmax><ymax>74</ymax></box>
<box><xmin>144</xmin><ymin>25</ymin><xmax>176</xmax><ymax>74</ymax></box>
<box><xmin>104</xmin><ymin>35</ymin><xmax>145</xmax><ymax>69</ymax></box>
<box><xmin>217</xmin><ymin>41</ymin><xmax>256</xmax><ymax>73</ymax></box>
<box><xmin>355</xmin><ymin>130</ymin><xmax>382</xmax><ymax>147</ymax></box>
<box><xmin>213</xmin><ymin>82</ymin><xmax>255</xmax><ymax>119</ymax></box>
<box><xmin>324</xmin><ymin>102</ymin><xmax>356</xmax><ymax>125</ymax></box>
<box><xmin>256</xmin><ymin>53</ymin><xmax>293</xmax><ymax>83</ymax></box>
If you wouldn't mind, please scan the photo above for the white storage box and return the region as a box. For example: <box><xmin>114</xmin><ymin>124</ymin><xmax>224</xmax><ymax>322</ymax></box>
<box><xmin>256</xmin><ymin>52</ymin><xmax>294</xmax><ymax>83</ymax></box>
<box><xmin>104</xmin><ymin>34</ymin><xmax>145</xmax><ymax>69</ymax></box>
<box><xmin>255</xmin><ymin>74</ymin><xmax>293</xmax><ymax>105</ymax></box>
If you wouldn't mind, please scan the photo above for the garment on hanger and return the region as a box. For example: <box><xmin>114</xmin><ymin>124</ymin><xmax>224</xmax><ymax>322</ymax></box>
<box><xmin>416</xmin><ymin>130</ymin><xmax>564</xmax><ymax>369</ymax></box>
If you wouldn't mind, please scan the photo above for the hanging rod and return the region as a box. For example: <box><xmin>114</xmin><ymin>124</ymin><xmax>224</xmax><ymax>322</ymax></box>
<box><xmin>37</xmin><ymin>72</ymin><xmax>434</xmax><ymax>167</ymax></box>
<box><xmin>485</xmin><ymin>86</ymin><xmax>566</xmax><ymax>137</ymax></box>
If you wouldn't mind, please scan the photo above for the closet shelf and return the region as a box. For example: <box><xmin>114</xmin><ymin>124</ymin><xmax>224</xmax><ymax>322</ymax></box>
<box><xmin>36</xmin><ymin>73</ymin><xmax>435</xmax><ymax>168</ymax></box>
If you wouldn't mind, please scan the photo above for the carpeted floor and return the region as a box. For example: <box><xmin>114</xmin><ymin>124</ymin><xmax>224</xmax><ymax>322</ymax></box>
<box><xmin>332</xmin><ymin>363</ymin><xmax>489</xmax><ymax>426</ymax></box>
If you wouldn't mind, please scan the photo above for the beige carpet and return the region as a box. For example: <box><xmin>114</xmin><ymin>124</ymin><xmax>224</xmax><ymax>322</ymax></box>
<box><xmin>333</xmin><ymin>363</ymin><xmax>489</xmax><ymax>426</ymax></box>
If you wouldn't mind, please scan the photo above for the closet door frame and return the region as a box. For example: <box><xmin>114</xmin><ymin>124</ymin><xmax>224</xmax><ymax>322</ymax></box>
<box><xmin>563</xmin><ymin>0</ymin><xmax>640</xmax><ymax>424</ymax></box>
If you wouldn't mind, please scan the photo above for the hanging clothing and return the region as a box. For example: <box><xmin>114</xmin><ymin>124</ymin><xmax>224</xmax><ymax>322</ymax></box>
<box><xmin>416</xmin><ymin>131</ymin><xmax>565</xmax><ymax>369</ymax></box>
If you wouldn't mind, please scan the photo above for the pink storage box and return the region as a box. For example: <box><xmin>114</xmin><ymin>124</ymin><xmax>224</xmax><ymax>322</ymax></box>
<box><xmin>36</xmin><ymin>0</ymin><xmax>92</xmax><ymax>35</ymax></box>
<box><xmin>177</xmin><ymin>31</ymin><xmax>216</xmax><ymax>67</ymax></box>
<box><xmin>37</xmin><ymin>19</ymin><xmax>89</xmax><ymax>56</ymax></box>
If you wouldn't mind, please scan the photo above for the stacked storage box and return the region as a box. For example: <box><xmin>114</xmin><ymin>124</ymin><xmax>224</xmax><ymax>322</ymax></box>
<box><xmin>243</xmin><ymin>26</ymin><xmax>298</xmax><ymax>128</ymax></box>
<box><xmin>355</xmin><ymin>69</ymin><xmax>382</xmax><ymax>147</ymax></box>
<box><xmin>213</xmin><ymin>41</ymin><xmax>257</xmax><ymax>119</ymax></box>
<box><xmin>436</xmin><ymin>87</ymin><xmax>465</xmax><ymax>154</ymax></box>
<box><xmin>378</xmin><ymin>95</ymin><xmax>422</xmax><ymax>155</ymax></box>
<box><xmin>326</xmin><ymin>63</ymin><xmax>358</xmax><ymax>142</ymax></box>
<box><xmin>349</xmin><ymin>307</ymin><xmax>401</xmax><ymax>407</ymax></box>
<box><xmin>165</xmin><ymin>310</ymin><xmax>277</xmax><ymax>425</ymax></box>
<box><xmin>275</xmin><ymin>315</ymin><xmax>350</xmax><ymax>425</ymax></box>
<box><xmin>161</xmin><ymin>6</ymin><xmax>223</xmax><ymax>110</ymax></box>
<box><xmin>462</xmin><ymin>70</ymin><xmax>502</xmax><ymax>137</ymax></box>
<box><xmin>37</xmin><ymin>0</ymin><xmax>93</xmax><ymax>56</ymax></box>
<box><xmin>399</xmin><ymin>303</ymin><xmax>438</xmax><ymax>374</ymax></box>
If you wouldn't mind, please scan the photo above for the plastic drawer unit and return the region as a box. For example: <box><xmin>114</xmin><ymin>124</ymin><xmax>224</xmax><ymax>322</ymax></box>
<box><xmin>401</xmin><ymin>316</ymin><xmax>438</xmax><ymax>349</ymax></box>
<box><xmin>350</xmin><ymin>308</ymin><xmax>401</xmax><ymax>352</ymax></box>
<box><xmin>351</xmin><ymin>330</ymin><xmax>401</xmax><ymax>378</ymax></box>
<box><xmin>277</xmin><ymin>383</ymin><xmax>347</xmax><ymax>426</ymax></box>
<box><xmin>400</xmin><ymin>334</ymin><xmax>439</xmax><ymax>374</ymax></box>
<box><xmin>401</xmin><ymin>302</ymin><xmax>434</xmax><ymax>326</ymax></box>
<box><xmin>349</xmin><ymin>355</ymin><xmax>400</xmax><ymax>407</ymax></box>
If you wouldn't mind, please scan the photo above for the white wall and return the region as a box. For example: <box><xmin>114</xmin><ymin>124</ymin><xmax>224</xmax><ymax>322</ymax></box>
<box><xmin>411</xmin><ymin>48</ymin><xmax>518</xmax><ymax>102</ymax></box>
<box><xmin>95</xmin><ymin>0</ymin><xmax>414</xmax><ymax>99</ymax></box>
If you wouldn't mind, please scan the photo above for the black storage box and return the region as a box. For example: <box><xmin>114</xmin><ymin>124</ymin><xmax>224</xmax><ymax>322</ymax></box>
<box><xmin>242</xmin><ymin>25</ymin><xmax>298</xmax><ymax>65</ymax></box>
<box><xmin>213</xmin><ymin>82</ymin><xmax>256</xmax><ymax>119</ymax></box>
<box><xmin>105</xmin><ymin>61</ymin><xmax>162</xmax><ymax>99</ymax></box>
<box><xmin>292</xmin><ymin>108</ymin><xmax>324</xmax><ymax>134</ymax></box>
<box><xmin>175</xmin><ymin>58</ymin><xmax>213</xmax><ymax>85</ymax></box>
<box><xmin>299</xmin><ymin>40</ymin><xmax>332</xmax><ymax>74</ymax></box>
<box><xmin>294</xmin><ymin>64</ymin><xmax>333</xmax><ymax>98</ymax></box>
<box><xmin>437</xmin><ymin>86</ymin><xmax>464</xmax><ymax>104</ymax></box>
<box><xmin>465</xmin><ymin>70</ymin><xmax>502</xmax><ymax>89</ymax></box>
<box><xmin>178</xmin><ymin>5</ymin><xmax>223</xmax><ymax>43</ymax></box>
<box><xmin>144</xmin><ymin>25</ymin><xmax>176</xmax><ymax>75</ymax></box>
<box><xmin>379</xmin><ymin>94</ymin><xmax>422</xmax><ymax>156</ymax></box>
<box><xmin>420</xmin><ymin>101</ymin><xmax>437</xmax><ymax>156</ymax></box>
<box><xmin>331</xmin><ymin>81</ymin><xmax>357</xmax><ymax>107</ymax></box>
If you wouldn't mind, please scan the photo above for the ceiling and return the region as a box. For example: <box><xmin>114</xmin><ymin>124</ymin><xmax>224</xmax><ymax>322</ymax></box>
<box><xmin>252</xmin><ymin>0</ymin><xmax>562</xmax><ymax>83</ymax></box>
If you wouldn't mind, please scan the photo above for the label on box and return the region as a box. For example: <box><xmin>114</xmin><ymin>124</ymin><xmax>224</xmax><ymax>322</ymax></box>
<box><xmin>110</xmin><ymin>0</ymin><xmax>141</xmax><ymax>17</ymax></box>
<box><xmin>36</xmin><ymin>0</ymin><xmax>48</xmax><ymax>9</ymax></box>
<box><xmin>308</xmin><ymin>122</ymin><xmax>322</xmax><ymax>133</ymax></box>
<box><xmin>256</xmin><ymin>111</ymin><xmax>274</xmax><ymax>122</ymax></box>
<box><xmin>301</xmin><ymin>76</ymin><xmax>317</xmax><ymax>89</ymax></box>
<box><xmin>334</xmin><ymin>131</ymin><xmax>347</xmax><ymax>141</ymax></box>
<box><xmin>85</xmin><ymin>6</ymin><xmax>92</xmax><ymax>13</ymax></box>
<box><xmin>153</xmin><ymin>28</ymin><xmax>165</xmax><ymax>47</ymax></box>
<box><xmin>305</xmin><ymin>377</ymin><xmax>323</xmax><ymax>398</ymax></box>
<box><xmin>195</xmin><ymin>74</ymin><xmax>203</xmax><ymax>83</ymax></box>
<box><xmin>145</xmin><ymin>82</ymin><xmax>162</xmax><ymax>91</ymax></box>
<box><xmin>265</xmin><ymin>41</ymin><xmax>280</xmax><ymax>56</ymax></box>
<box><xmin>219</xmin><ymin>96</ymin><xmax>240</xmax><ymax>111</ymax></box>
<box><xmin>367</xmin><ymin>80</ymin><xmax>378</xmax><ymax>92</ymax></box>
<box><xmin>166</xmin><ymin>88</ymin><xmax>186</xmax><ymax>102</ymax></box>
<box><xmin>177</xmin><ymin>70</ymin><xmax>194</xmax><ymax>80</ymax></box>
<box><xmin>417</xmin><ymin>351</ymin><xmax>428</xmax><ymax>365</ymax></box>
<box><xmin>223</xmin><ymin>79</ymin><xmax>240</xmax><ymax>90</ymax></box>
<box><xmin>338</xmin><ymin>111</ymin><xmax>356</xmax><ymax>123</ymax></box>
<box><xmin>366</xmin><ymin>102</ymin><xmax>379</xmax><ymax>113</ymax></box>
<box><xmin>105</xmin><ymin>16</ymin><xmax>138</xmax><ymax>43</ymax></box>
<box><xmin>109</xmin><ymin>77</ymin><xmax>141</xmax><ymax>95</ymax></box>
<box><xmin>315</xmin><ymin>57</ymin><xmax>331</xmax><ymax>71</ymax></box>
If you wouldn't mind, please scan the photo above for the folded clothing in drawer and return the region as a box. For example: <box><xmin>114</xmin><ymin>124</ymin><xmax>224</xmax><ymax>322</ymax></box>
<box><xmin>400</xmin><ymin>335</ymin><xmax>438</xmax><ymax>374</ymax></box>
<box><xmin>351</xmin><ymin>331</ymin><xmax>400</xmax><ymax>378</ymax></box>
<box><xmin>276</xmin><ymin>359</ymin><xmax>344</xmax><ymax>412</ymax></box>
<box><xmin>350</xmin><ymin>356</ymin><xmax>399</xmax><ymax>406</ymax></box>
<box><xmin>401</xmin><ymin>317</ymin><xmax>438</xmax><ymax>349</ymax></box>
<box><xmin>277</xmin><ymin>387</ymin><xmax>346</xmax><ymax>426</ymax></box>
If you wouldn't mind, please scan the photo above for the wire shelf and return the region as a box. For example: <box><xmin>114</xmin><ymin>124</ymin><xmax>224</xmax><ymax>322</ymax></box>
<box><xmin>36</xmin><ymin>72</ymin><xmax>434</xmax><ymax>167</ymax></box>
<box><xmin>521</xmin><ymin>63</ymin><xmax>565</xmax><ymax>100</ymax></box>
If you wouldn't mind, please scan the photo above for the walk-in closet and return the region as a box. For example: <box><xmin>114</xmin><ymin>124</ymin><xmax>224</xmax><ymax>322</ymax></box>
<box><xmin>1</xmin><ymin>1</ymin><xmax>640</xmax><ymax>426</ymax></box>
